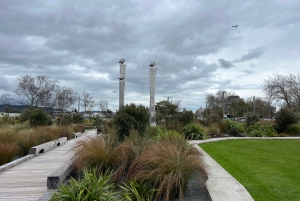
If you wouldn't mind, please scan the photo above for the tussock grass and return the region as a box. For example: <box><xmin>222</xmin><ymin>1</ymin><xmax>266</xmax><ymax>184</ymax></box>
<box><xmin>0</xmin><ymin>142</ymin><xmax>19</xmax><ymax>165</ymax></box>
<box><xmin>128</xmin><ymin>133</ymin><xmax>207</xmax><ymax>201</ymax></box>
<box><xmin>71</xmin><ymin>135</ymin><xmax>118</xmax><ymax>173</ymax></box>
<box><xmin>17</xmin><ymin>129</ymin><xmax>39</xmax><ymax>156</ymax></box>
<box><xmin>69</xmin><ymin>124</ymin><xmax>85</xmax><ymax>133</ymax></box>
<box><xmin>113</xmin><ymin>131</ymin><xmax>151</xmax><ymax>181</ymax></box>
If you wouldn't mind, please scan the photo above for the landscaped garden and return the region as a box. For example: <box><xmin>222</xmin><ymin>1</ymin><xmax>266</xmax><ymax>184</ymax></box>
<box><xmin>200</xmin><ymin>140</ymin><xmax>300</xmax><ymax>201</ymax></box>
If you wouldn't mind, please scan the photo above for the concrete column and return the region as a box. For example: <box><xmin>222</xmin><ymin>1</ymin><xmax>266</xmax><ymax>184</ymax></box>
<box><xmin>149</xmin><ymin>62</ymin><xmax>157</xmax><ymax>126</ymax></box>
<box><xmin>119</xmin><ymin>58</ymin><xmax>126</xmax><ymax>110</ymax></box>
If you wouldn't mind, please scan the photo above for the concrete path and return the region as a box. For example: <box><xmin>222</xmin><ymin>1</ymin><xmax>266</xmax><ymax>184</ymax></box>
<box><xmin>190</xmin><ymin>137</ymin><xmax>300</xmax><ymax>201</ymax></box>
<box><xmin>0</xmin><ymin>130</ymin><xmax>96</xmax><ymax>201</ymax></box>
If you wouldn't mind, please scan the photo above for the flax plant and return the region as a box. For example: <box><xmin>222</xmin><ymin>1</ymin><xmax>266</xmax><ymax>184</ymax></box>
<box><xmin>50</xmin><ymin>169</ymin><xmax>119</xmax><ymax>201</ymax></box>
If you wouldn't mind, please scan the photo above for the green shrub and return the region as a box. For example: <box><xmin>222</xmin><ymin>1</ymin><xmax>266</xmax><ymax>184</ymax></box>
<box><xmin>247</xmin><ymin>123</ymin><xmax>277</xmax><ymax>137</ymax></box>
<box><xmin>50</xmin><ymin>169</ymin><xmax>119</xmax><ymax>201</ymax></box>
<box><xmin>19</xmin><ymin>108</ymin><xmax>52</xmax><ymax>127</ymax></box>
<box><xmin>183</xmin><ymin>123</ymin><xmax>206</xmax><ymax>140</ymax></box>
<box><xmin>286</xmin><ymin>123</ymin><xmax>300</xmax><ymax>136</ymax></box>
<box><xmin>72</xmin><ymin>113</ymin><xmax>84</xmax><ymax>124</ymax></box>
<box><xmin>245</xmin><ymin>112</ymin><xmax>260</xmax><ymax>126</ymax></box>
<box><xmin>275</xmin><ymin>108</ymin><xmax>299</xmax><ymax>133</ymax></box>
<box><xmin>224</xmin><ymin>119</ymin><xmax>244</xmax><ymax>136</ymax></box>
<box><xmin>114</xmin><ymin>103</ymin><xmax>149</xmax><ymax>141</ymax></box>
<box><xmin>59</xmin><ymin>115</ymin><xmax>73</xmax><ymax>126</ymax></box>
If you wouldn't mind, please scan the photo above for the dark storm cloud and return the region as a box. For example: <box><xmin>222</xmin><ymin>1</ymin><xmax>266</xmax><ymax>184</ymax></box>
<box><xmin>0</xmin><ymin>0</ymin><xmax>300</xmax><ymax>111</ymax></box>
<box><xmin>233</xmin><ymin>47</ymin><xmax>267</xmax><ymax>63</ymax></box>
<box><xmin>218</xmin><ymin>59</ymin><xmax>235</xmax><ymax>69</ymax></box>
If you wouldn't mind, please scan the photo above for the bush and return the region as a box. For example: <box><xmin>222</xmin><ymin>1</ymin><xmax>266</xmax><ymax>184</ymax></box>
<box><xmin>19</xmin><ymin>108</ymin><xmax>52</xmax><ymax>127</ymax></box>
<box><xmin>286</xmin><ymin>124</ymin><xmax>300</xmax><ymax>136</ymax></box>
<box><xmin>114</xmin><ymin>103</ymin><xmax>149</xmax><ymax>141</ymax></box>
<box><xmin>50</xmin><ymin>169</ymin><xmax>119</xmax><ymax>201</ymax></box>
<box><xmin>247</xmin><ymin>123</ymin><xmax>277</xmax><ymax>137</ymax></box>
<box><xmin>275</xmin><ymin>108</ymin><xmax>299</xmax><ymax>133</ymax></box>
<box><xmin>224</xmin><ymin>119</ymin><xmax>244</xmax><ymax>136</ymax></box>
<box><xmin>72</xmin><ymin>113</ymin><xmax>84</xmax><ymax>124</ymax></box>
<box><xmin>245</xmin><ymin>112</ymin><xmax>260</xmax><ymax>126</ymax></box>
<box><xmin>183</xmin><ymin>123</ymin><xmax>207</xmax><ymax>140</ymax></box>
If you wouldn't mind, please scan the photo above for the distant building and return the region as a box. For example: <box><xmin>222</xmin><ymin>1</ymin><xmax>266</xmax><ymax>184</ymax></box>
<box><xmin>196</xmin><ymin>107</ymin><xmax>205</xmax><ymax>120</ymax></box>
<box><xmin>0</xmin><ymin>113</ymin><xmax>20</xmax><ymax>118</ymax></box>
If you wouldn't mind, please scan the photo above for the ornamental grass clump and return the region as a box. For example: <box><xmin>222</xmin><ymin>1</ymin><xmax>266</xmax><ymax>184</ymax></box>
<box><xmin>0</xmin><ymin>142</ymin><xmax>19</xmax><ymax>165</ymax></box>
<box><xmin>113</xmin><ymin>131</ymin><xmax>151</xmax><ymax>181</ymax></box>
<box><xmin>71</xmin><ymin>135</ymin><xmax>118</xmax><ymax>173</ymax></box>
<box><xmin>128</xmin><ymin>133</ymin><xmax>207</xmax><ymax>201</ymax></box>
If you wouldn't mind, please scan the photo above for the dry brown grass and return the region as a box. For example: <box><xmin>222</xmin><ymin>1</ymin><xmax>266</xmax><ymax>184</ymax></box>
<box><xmin>128</xmin><ymin>134</ymin><xmax>207</xmax><ymax>201</ymax></box>
<box><xmin>0</xmin><ymin>142</ymin><xmax>19</xmax><ymax>165</ymax></box>
<box><xmin>70</xmin><ymin>124</ymin><xmax>85</xmax><ymax>133</ymax></box>
<box><xmin>113</xmin><ymin>131</ymin><xmax>151</xmax><ymax>181</ymax></box>
<box><xmin>17</xmin><ymin>129</ymin><xmax>39</xmax><ymax>156</ymax></box>
<box><xmin>71</xmin><ymin>135</ymin><xmax>118</xmax><ymax>173</ymax></box>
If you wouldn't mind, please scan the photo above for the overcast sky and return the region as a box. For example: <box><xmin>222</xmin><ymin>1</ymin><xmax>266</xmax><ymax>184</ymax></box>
<box><xmin>0</xmin><ymin>0</ymin><xmax>300</xmax><ymax>112</ymax></box>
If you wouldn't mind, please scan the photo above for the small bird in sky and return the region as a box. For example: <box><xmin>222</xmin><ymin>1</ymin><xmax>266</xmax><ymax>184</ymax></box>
<box><xmin>232</xmin><ymin>25</ymin><xmax>239</xmax><ymax>28</ymax></box>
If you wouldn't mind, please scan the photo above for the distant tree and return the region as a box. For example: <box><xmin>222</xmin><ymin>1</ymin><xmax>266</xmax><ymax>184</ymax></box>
<box><xmin>81</xmin><ymin>92</ymin><xmax>95</xmax><ymax>114</ymax></box>
<box><xmin>178</xmin><ymin>109</ymin><xmax>194</xmax><ymax>126</ymax></box>
<box><xmin>263</xmin><ymin>73</ymin><xmax>300</xmax><ymax>111</ymax></box>
<box><xmin>0</xmin><ymin>94</ymin><xmax>13</xmax><ymax>114</ymax></box>
<box><xmin>54</xmin><ymin>87</ymin><xmax>77</xmax><ymax>115</ymax></box>
<box><xmin>19</xmin><ymin>108</ymin><xmax>52</xmax><ymax>126</ymax></box>
<box><xmin>155</xmin><ymin>99</ymin><xmax>180</xmax><ymax>128</ymax></box>
<box><xmin>114</xmin><ymin>103</ymin><xmax>149</xmax><ymax>141</ymax></box>
<box><xmin>98</xmin><ymin>100</ymin><xmax>113</xmax><ymax>118</ymax></box>
<box><xmin>15</xmin><ymin>75</ymin><xmax>57</xmax><ymax>107</ymax></box>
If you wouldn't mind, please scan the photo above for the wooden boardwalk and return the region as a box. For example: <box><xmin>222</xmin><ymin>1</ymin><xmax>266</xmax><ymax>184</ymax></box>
<box><xmin>0</xmin><ymin>130</ymin><xmax>96</xmax><ymax>201</ymax></box>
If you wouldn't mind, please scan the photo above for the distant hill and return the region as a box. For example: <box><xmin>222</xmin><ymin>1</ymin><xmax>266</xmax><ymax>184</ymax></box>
<box><xmin>0</xmin><ymin>105</ymin><xmax>30</xmax><ymax>113</ymax></box>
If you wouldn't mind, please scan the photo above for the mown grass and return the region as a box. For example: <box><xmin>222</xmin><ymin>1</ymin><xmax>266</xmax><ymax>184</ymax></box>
<box><xmin>200</xmin><ymin>140</ymin><xmax>300</xmax><ymax>201</ymax></box>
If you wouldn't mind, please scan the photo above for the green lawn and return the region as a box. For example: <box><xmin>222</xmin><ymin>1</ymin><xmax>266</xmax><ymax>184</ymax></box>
<box><xmin>200</xmin><ymin>140</ymin><xmax>300</xmax><ymax>201</ymax></box>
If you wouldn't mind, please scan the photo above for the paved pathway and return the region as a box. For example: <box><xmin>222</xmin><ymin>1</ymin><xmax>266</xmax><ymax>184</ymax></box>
<box><xmin>0</xmin><ymin>130</ymin><xmax>96</xmax><ymax>201</ymax></box>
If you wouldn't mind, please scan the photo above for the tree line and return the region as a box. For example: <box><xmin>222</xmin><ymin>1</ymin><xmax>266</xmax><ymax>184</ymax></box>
<box><xmin>0</xmin><ymin>75</ymin><xmax>109</xmax><ymax>115</ymax></box>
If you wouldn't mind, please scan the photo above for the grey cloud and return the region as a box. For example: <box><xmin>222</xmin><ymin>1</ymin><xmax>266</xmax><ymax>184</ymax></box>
<box><xmin>233</xmin><ymin>47</ymin><xmax>267</xmax><ymax>63</ymax></box>
<box><xmin>0</xmin><ymin>0</ymin><xmax>300</xmax><ymax>111</ymax></box>
<box><xmin>218</xmin><ymin>59</ymin><xmax>235</xmax><ymax>68</ymax></box>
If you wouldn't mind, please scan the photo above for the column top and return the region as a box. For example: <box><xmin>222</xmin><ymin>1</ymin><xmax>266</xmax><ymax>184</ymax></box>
<box><xmin>119</xmin><ymin>58</ymin><xmax>125</xmax><ymax>64</ymax></box>
<box><xmin>149</xmin><ymin>61</ymin><xmax>155</xmax><ymax>67</ymax></box>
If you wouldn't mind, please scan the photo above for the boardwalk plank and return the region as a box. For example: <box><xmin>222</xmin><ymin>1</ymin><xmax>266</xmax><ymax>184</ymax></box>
<box><xmin>0</xmin><ymin>130</ymin><xmax>96</xmax><ymax>201</ymax></box>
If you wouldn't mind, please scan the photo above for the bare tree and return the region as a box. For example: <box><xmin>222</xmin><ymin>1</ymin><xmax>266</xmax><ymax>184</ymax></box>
<box><xmin>15</xmin><ymin>75</ymin><xmax>57</xmax><ymax>107</ymax></box>
<box><xmin>263</xmin><ymin>73</ymin><xmax>300</xmax><ymax>110</ymax></box>
<box><xmin>98</xmin><ymin>100</ymin><xmax>108</xmax><ymax>111</ymax></box>
<box><xmin>81</xmin><ymin>92</ymin><xmax>95</xmax><ymax>113</ymax></box>
<box><xmin>0</xmin><ymin>94</ymin><xmax>13</xmax><ymax>114</ymax></box>
<box><xmin>54</xmin><ymin>87</ymin><xmax>77</xmax><ymax>115</ymax></box>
